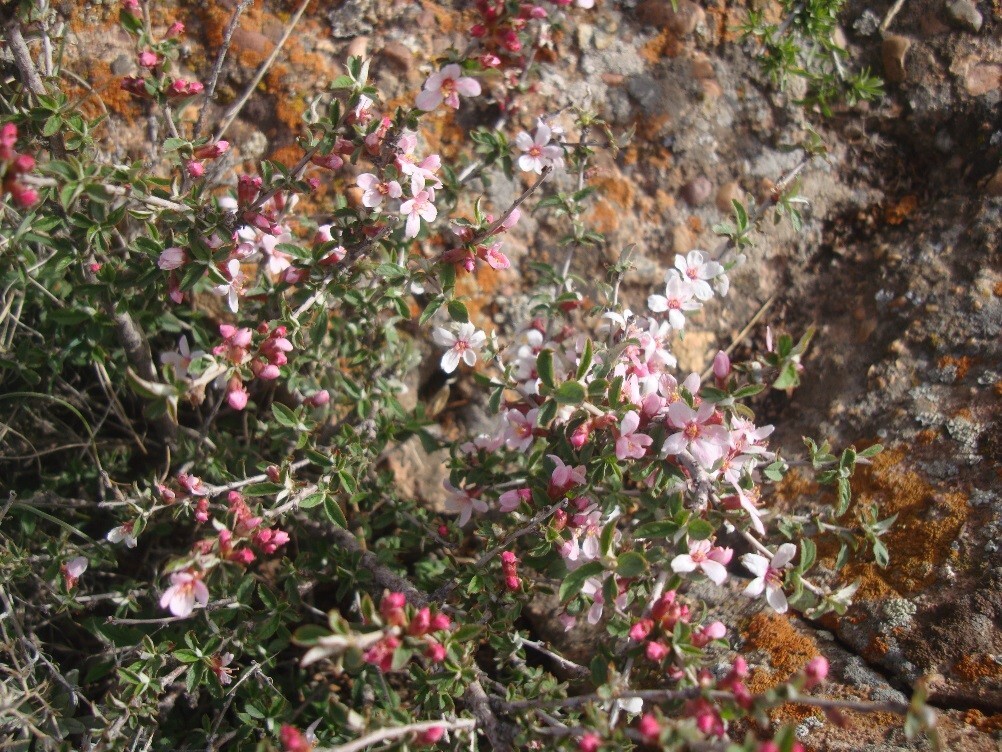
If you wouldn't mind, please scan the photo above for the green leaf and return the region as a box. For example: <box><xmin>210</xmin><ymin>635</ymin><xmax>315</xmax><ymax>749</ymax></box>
<box><xmin>419</xmin><ymin>295</ymin><xmax>445</xmax><ymax>326</ymax></box>
<box><xmin>633</xmin><ymin>520</ymin><xmax>680</xmax><ymax>539</ymax></box>
<box><xmin>615</xmin><ymin>551</ymin><xmax>647</xmax><ymax>577</ymax></box>
<box><xmin>271</xmin><ymin>402</ymin><xmax>299</xmax><ymax>428</ymax></box>
<box><xmin>559</xmin><ymin>561</ymin><xmax>605</xmax><ymax>603</ymax></box>
<box><xmin>835</xmin><ymin>477</ymin><xmax>851</xmax><ymax>516</ymax></box>
<box><xmin>773</xmin><ymin>361</ymin><xmax>801</xmax><ymax>390</ymax></box>
<box><xmin>687</xmin><ymin>518</ymin><xmax>714</xmax><ymax>541</ymax></box>
<box><xmin>576</xmin><ymin>339</ymin><xmax>593</xmax><ymax>380</ymax></box>
<box><xmin>536</xmin><ymin>349</ymin><xmax>555</xmax><ymax>389</ymax></box>
<box><xmin>173</xmin><ymin>649</ymin><xmax>201</xmax><ymax>664</ymax></box>
<box><xmin>447</xmin><ymin>300</ymin><xmax>469</xmax><ymax>323</ymax></box>
<box><xmin>858</xmin><ymin>443</ymin><xmax>883</xmax><ymax>459</ymax></box>
<box><xmin>554</xmin><ymin>381</ymin><xmax>585</xmax><ymax>405</ymax></box>
<box><xmin>536</xmin><ymin>399</ymin><xmax>557</xmax><ymax>427</ymax></box>
<box><xmin>799</xmin><ymin>538</ymin><xmax>816</xmax><ymax>572</ymax></box>
<box><xmin>324</xmin><ymin>496</ymin><xmax>347</xmax><ymax>527</ymax></box>
<box><xmin>299</xmin><ymin>491</ymin><xmax>326</xmax><ymax>509</ymax></box>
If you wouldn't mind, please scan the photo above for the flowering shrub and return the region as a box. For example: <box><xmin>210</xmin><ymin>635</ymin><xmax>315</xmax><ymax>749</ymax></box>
<box><xmin>0</xmin><ymin>2</ymin><xmax>937</xmax><ymax>751</ymax></box>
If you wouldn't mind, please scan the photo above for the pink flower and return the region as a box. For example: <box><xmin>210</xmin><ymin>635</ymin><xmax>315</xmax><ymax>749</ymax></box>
<box><xmin>645</xmin><ymin>640</ymin><xmax>670</xmax><ymax>662</ymax></box>
<box><xmin>432</xmin><ymin>322</ymin><xmax>486</xmax><ymax>373</ymax></box>
<box><xmin>400</xmin><ymin>189</ymin><xmax>437</xmax><ymax>238</ymax></box>
<box><xmin>548</xmin><ymin>455</ymin><xmax>586</xmax><ymax>496</ymax></box>
<box><xmin>167</xmin><ymin>21</ymin><xmax>185</xmax><ymax>37</ymax></box>
<box><xmin>504</xmin><ymin>408</ymin><xmax>539</xmax><ymax>452</ymax></box>
<box><xmin>356</xmin><ymin>173</ymin><xmax>402</xmax><ymax>209</ymax></box>
<box><xmin>662</xmin><ymin>400</ymin><xmax>728</xmax><ymax>467</ymax></box>
<box><xmin>253</xmin><ymin>527</ymin><xmax>290</xmax><ymax>554</ymax></box>
<box><xmin>670</xmin><ymin>539</ymin><xmax>731</xmax><ymax>585</ymax></box>
<box><xmin>615</xmin><ymin>410</ymin><xmax>653</xmax><ymax>461</ymax></box>
<box><xmin>415</xmin><ymin>63</ymin><xmax>481</xmax><ymax>110</ymax></box>
<box><xmin>159</xmin><ymin>570</ymin><xmax>209</xmax><ymax>617</ymax></box>
<box><xmin>476</xmin><ymin>241</ymin><xmax>511</xmax><ymax>270</ymax></box>
<box><xmin>443</xmin><ymin>481</ymin><xmax>488</xmax><ymax>526</ymax></box>
<box><xmin>741</xmin><ymin>543</ymin><xmax>796</xmax><ymax>613</ymax></box>
<box><xmin>648</xmin><ymin>276</ymin><xmax>701</xmax><ymax>330</ymax></box>
<box><xmin>515</xmin><ymin>122</ymin><xmax>564</xmax><ymax>174</ymax></box>
<box><xmin>498</xmin><ymin>487</ymin><xmax>531</xmax><ymax>513</ymax></box>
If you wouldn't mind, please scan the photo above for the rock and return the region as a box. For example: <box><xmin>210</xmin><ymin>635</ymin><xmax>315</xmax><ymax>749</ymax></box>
<box><xmin>638</xmin><ymin>0</ymin><xmax>705</xmax><ymax>35</ymax></box>
<box><xmin>985</xmin><ymin>167</ymin><xmax>1002</xmax><ymax>197</ymax></box>
<box><xmin>715</xmin><ymin>181</ymin><xmax>745</xmax><ymax>212</ymax></box>
<box><xmin>682</xmin><ymin>175</ymin><xmax>713</xmax><ymax>206</ymax></box>
<box><xmin>576</xmin><ymin>22</ymin><xmax>594</xmax><ymax>49</ymax></box>
<box><xmin>672</xmin><ymin>224</ymin><xmax>697</xmax><ymax>254</ymax></box>
<box><xmin>963</xmin><ymin>64</ymin><xmax>1001</xmax><ymax>96</ymax></box>
<box><xmin>109</xmin><ymin>54</ymin><xmax>133</xmax><ymax>76</ymax></box>
<box><xmin>882</xmin><ymin>34</ymin><xmax>912</xmax><ymax>84</ymax></box>
<box><xmin>944</xmin><ymin>0</ymin><xmax>983</xmax><ymax>32</ymax></box>
<box><xmin>346</xmin><ymin>35</ymin><xmax>370</xmax><ymax>60</ymax></box>
<box><xmin>375</xmin><ymin>40</ymin><xmax>418</xmax><ymax>82</ymax></box>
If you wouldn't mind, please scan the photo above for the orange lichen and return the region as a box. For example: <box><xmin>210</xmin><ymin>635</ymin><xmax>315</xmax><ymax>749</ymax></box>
<box><xmin>592</xmin><ymin>176</ymin><xmax>636</xmax><ymax>211</ymax></box>
<box><xmin>954</xmin><ymin>654</ymin><xmax>1002</xmax><ymax>681</ymax></box>
<box><xmin>587</xmin><ymin>199</ymin><xmax>622</xmax><ymax>234</ymax></box>
<box><xmin>937</xmin><ymin>355</ymin><xmax>974</xmax><ymax>381</ymax></box>
<box><xmin>963</xmin><ymin>709</ymin><xmax>1002</xmax><ymax>733</ymax></box>
<box><xmin>819</xmin><ymin>446</ymin><xmax>968</xmax><ymax>601</ymax></box>
<box><xmin>743</xmin><ymin>613</ymin><xmax>822</xmax><ymax>724</ymax></box>
<box><xmin>641</xmin><ymin>28</ymin><xmax>682</xmax><ymax>62</ymax></box>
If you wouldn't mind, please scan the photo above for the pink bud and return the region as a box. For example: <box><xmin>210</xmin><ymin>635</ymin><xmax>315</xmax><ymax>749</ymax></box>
<box><xmin>578</xmin><ymin>733</ymin><xmax>601</xmax><ymax>752</ymax></box>
<box><xmin>804</xmin><ymin>656</ymin><xmax>829</xmax><ymax>688</ymax></box>
<box><xmin>637</xmin><ymin>714</ymin><xmax>661</xmax><ymax>744</ymax></box>
<box><xmin>629</xmin><ymin>618</ymin><xmax>653</xmax><ymax>642</ymax></box>
<box><xmin>185</xmin><ymin>160</ymin><xmax>205</xmax><ymax>178</ymax></box>
<box><xmin>167</xmin><ymin>21</ymin><xmax>185</xmax><ymax>37</ymax></box>
<box><xmin>226</xmin><ymin>380</ymin><xmax>249</xmax><ymax>410</ymax></box>
<box><xmin>193</xmin><ymin>141</ymin><xmax>229</xmax><ymax>159</ymax></box>
<box><xmin>307</xmin><ymin>389</ymin><xmax>330</xmax><ymax>406</ymax></box>
<box><xmin>430</xmin><ymin>613</ymin><xmax>451</xmax><ymax>632</ymax></box>
<box><xmin>409</xmin><ymin>607</ymin><xmax>432</xmax><ymax>636</ymax></box>
<box><xmin>415</xmin><ymin>725</ymin><xmax>444</xmax><ymax>745</ymax></box>
<box><xmin>158</xmin><ymin>246</ymin><xmax>187</xmax><ymax>270</ymax></box>
<box><xmin>11</xmin><ymin>154</ymin><xmax>35</xmax><ymax>173</ymax></box>
<box><xmin>713</xmin><ymin>350</ymin><xmax>731</xmax><ymax>381</ymax></box>
<box><xmin>138</xmin><ymin>50</ymin><xmax>159</xmax><ymax>69</ymax></box>
<box><xmin>9</xmin><ymin>184</ymin><xmax>38</xmax><ymax>208</ymax></box>
<box><xmin>505</xmin><ymin>575</ymin><xmax>521</xmax><ymax>591</ymax></box>
<box><xmin>645</xmin><ymin>640</ymin><xmax>669</xmax><ymax>662</ymax></box>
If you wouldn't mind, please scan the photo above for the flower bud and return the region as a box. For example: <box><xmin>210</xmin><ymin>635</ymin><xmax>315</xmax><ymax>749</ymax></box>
<box><xmin>645</xmin><ymin>640</ymin><xmax>669</xmax><ymax>662</ymax></box>
<box><xmin>713</xmin><ymin>350</ymin><xmax>731</xmax><ymax>382</ymax></box>
<box><xmin>415</xmin><ymin>725</ymin><xmax>444</xmax><ymax>745</ymax></box>
<box><xmin>409</xmin><ymin>607</ymin><xmax>431</xmax><ymax>636</ymax></box>
<box><xmin>167</xmin><ymin>21</ymin><xmax>185</xmax><ymax>37</ymax></box>
<box><xmin>577</xmin><ymin>733</ymin><xmax>601</xmax><ymax>752</ymax></box>
<box><xmin>185</xmin><ymin>160</ymin><xmax>205</xmax><ymax>178</ymax></box>
<box><xmin>637</xmin><ymin>714</ymin><xmax>661</xmax><ymax>744</ymax></box>
<box><xmin>804</xmin><ymin>656</ymin><xmax>829</xmax><ymax>688</ymax></box>
<box><xmin>138</xmin><ymin>50</ymin><xmax>159</xmax><ymax>68</ymax></box>
<box><xmin>629</xmin><ymin>618</ymin><xmax>653</xmax><ymax>642</ymax></box>
<box><xmin>429</xmin><ymin>613</ymin><xmax>451</xmax><ymax>632</ymax></box>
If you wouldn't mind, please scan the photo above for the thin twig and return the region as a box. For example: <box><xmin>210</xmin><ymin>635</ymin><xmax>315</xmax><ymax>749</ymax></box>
<box><xmin>316</xmin><ymin>718</ymin><xmax>476</xmax><ymax>752</ymax></box>
<box><xmin>213</xmin><ymin>0</ymin><xmax>312</xmax><ymax>141</ymax></box>
<box><xmin>193</xmin><ymin>0</ymin><xmax>253</xmax><ymax>140</ymax></box>
<box><xmin>879</xmin><ymin>0</ymin><xmax>908</xmax><ymax>33</ymax></box>
<box><xmin>699</xmin><ymin>295</ymin><xmax>776</xmax><ymax>382</ymax></box>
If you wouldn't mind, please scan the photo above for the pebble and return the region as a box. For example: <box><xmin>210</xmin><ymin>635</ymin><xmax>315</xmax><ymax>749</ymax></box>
<box><xmin>577</xmin><ymin>22</ymin><xmax>594</xmax><ymax>49</ymax></box>
<box><xmin>882</xmin><ymin>35</ymin><xmax>912</xmax><ymax>84</ymax></box>
<box><xmin>672</xmin><ymin>224</ymin><xmax>697</xmax><ymax>254</ymax></box>
<box><xmin>638</xmin><ymin>0</ymin><xmax>705</xmax><ymax>35</ymax></box>
<box><xmin>944</xmin><ymin>0</ymin><xmax>983</xmax><ymax>32</ymax></box>
<box><xmin>964</xmin><ymin>64</ymin><xmax>1001</xmax><ymax>96</ymax></box>
<box><xmin>682</xmin><ymin>176</ymin><xmax>713</xmax><ymax>206</ymax></box>
<box><xmin>715</xmin><ymin>181</ymin><xmax>744</xmax><ymax>213</ymax></box>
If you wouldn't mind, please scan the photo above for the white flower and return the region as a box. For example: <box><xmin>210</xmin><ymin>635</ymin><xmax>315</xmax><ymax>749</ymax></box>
<box><xmin>515</xmin><ymin>123</ymin><xmax>564</xmax><ymax>174</ymax></box>
<box><xmin>400</xmin><ymin>189</ymin><xmax>437</xmax><ymax>239</ymax></box>
<box><xmin>432</xmin><ymin>322</ymin><xmax>486</xmax><ymax>373</ymax></box>
<box><xmin>356</xmin><ymin>173</ymin><xmax>402</xmax><ymax>209</ymax></box>
<box><xmin>107</xmin><ymin>522</ymin><xmax>138</xmax><ymax>548</ymax></box>
<box><xmin>648</xmin><ymin>276</ymin><xmax>701</xmax><ymax>330</ymax></box>
<box><xmin>671</xmin><ymin>250</ymin><xmax>726</xmax><ymax>301</ymax></box>
<box><xmin>741</xmin><ymin>543</ymin><xmax>797</xmax><ymax>613</ymax></box>
<box><xmin>160</xmin><ymin>336</ymin><xmax>204</xmax><ymax>381</ymax></box>
<box><xmin>213</xmin><ymin>258</ymin><xmax>246</xmax><ymax>313</ymax></box>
